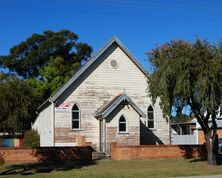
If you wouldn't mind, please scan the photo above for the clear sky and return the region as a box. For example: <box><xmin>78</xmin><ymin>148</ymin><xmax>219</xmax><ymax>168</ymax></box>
<box><xmin>1</xmin><ymin>0</ymin><xmax>222</xmax><ymax>71</ymax></box>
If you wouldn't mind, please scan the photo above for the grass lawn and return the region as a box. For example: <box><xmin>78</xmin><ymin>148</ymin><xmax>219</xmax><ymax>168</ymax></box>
<box><xmin>1</xmin><ymin>158</ymin><xmax>222</xmax><ymax>178</ymax></box>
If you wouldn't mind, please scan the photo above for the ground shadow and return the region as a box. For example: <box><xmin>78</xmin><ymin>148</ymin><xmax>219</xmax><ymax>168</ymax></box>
<box><xmin>189</xmin><ymin>154</ymin><xmax>222</xmax><ymax>165</ymax></box>
<box><xmin>0</xmin><ymin>160</ymin><xmax>96</xmax><ymax>176</ymax></box>
<box><xmin>189</xmin><ymin>157</ymin><xmax>207</xmax><ymax>162</ymax></box>
<box><xmin>216</xmin><ymin>153</ymin><xmax>222</xmax><ymax>165</ymax></box>
<box><xmin>181</xmin><ymin>146</ymin><xmax>222</xmax><ymax>165</ymax></box>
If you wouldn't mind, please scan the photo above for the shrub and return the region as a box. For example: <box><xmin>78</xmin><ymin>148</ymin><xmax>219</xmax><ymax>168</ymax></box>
<box><xmin>0</xmin><ymin>153</ymin><xmax>5</xmax><ymax>165</ymax></box>
<box><xmin>24</xmin><ymin>130</ymin><xmax>40</xmax><ymax>148</ymax></box>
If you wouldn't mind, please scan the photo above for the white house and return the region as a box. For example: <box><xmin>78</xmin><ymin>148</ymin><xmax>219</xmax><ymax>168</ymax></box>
<box><xmin>171</xmin><ymin>111</ymin><xmax>222</xmax><ymax>145</ymax></box>
<box><xmin>32</xmin><ymin>36</ymin><xmax>169</xmax><ymax>154</ymax></box>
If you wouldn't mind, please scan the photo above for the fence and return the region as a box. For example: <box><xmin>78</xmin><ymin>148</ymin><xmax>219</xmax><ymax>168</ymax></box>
<box><xmin>0</xmin><ymin>139</ymin><xmax>24</xmax><ymax>147</ymax></box>
<box><xmin>0</xmin><ymin>146</ymin><xmax>93</xmax><ymax>163</ymax></box>
<box><xmin>110</xmin><ymin>142</ymin><xmax>206</xmax><ymax>160</ymax></box>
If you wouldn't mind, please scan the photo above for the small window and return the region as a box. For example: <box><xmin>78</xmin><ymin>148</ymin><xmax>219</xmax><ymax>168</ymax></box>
<box><xmin>148</xmin><ymin>105</ymin><xmax>154</xmax><ymax>128</ymax></box>
<box><xmin>119</xmin><ymin>115</ymin><xmax>127</xmax><ymax>133</ymax></box>
<box><xmin>72</xmin><ymin>104</ymin><xmax>80</xmax><ymax>129</ymax></box>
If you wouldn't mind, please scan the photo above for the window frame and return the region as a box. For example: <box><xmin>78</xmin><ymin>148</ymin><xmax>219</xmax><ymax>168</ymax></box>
<box><xmin>118</xmin><ymin>115</ymin><xmax>128</xmax><ymax>134</ymax></box>
<box><xmin>71</xmin><ymin>104</ymin><xmax>81</xmax><ymax>130</ymax></box>
<box><xmin>147</xmin><ymin>105</ymin><xmax>155</xmax><ymax>129</ymax></box>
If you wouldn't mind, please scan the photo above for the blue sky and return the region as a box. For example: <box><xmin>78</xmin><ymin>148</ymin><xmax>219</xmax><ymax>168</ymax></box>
<box><xmin>1</xmin><ymin>0</ymin><xmax>222</xmax><ymax>71</ymax></box>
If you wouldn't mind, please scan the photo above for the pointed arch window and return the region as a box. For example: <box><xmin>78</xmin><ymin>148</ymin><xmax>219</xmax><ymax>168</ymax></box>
<box><xmin>72</xmin><ymin>104</ymin><xmax>80</xmax><ymax>129</ymax></box>
<box><xmin>119</xmin><ymin>115</ymin><xmax>127</xmax><ymax>133</ymax></box>
<box><xmin>147</xmin><ymin>105</ymin><xmax>154</xmax><ymax>129</ymax></box>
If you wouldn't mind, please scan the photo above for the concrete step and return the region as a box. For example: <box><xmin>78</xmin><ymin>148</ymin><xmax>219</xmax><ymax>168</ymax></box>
<box><xmin>92</xmin><ymin>151</ymin><xmax>107</xmax><ymax>160</ymax></box>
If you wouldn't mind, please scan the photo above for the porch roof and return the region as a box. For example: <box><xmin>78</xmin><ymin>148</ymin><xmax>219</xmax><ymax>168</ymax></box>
<box><xmin>94</xmin><ymin>93</ymin><xmax>146</xmax><ymax>119</ymax></box>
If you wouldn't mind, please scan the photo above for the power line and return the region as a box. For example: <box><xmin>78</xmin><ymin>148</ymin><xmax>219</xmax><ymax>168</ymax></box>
<box><xmin>1</xmin><ymin>4</ymin><xmax>222</xmax><ymax>22</ymax></box>
<box><xmin>52</xmin><ymin>0</ymin><xmax>222</xmax><ymax>12</ymax></box>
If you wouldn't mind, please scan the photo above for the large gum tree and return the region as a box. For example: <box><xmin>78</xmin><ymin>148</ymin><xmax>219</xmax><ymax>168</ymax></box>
<box><xmin>147</xmin><ymin>39</ymin><xmax>222</xmax><ymax>165</ymax></box>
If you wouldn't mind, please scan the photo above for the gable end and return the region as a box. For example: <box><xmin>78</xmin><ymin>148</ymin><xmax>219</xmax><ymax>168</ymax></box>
<box><xmin>38</xmin><ymin>36</ymin><xmax>149</xmax><ymax>111</ymax></box>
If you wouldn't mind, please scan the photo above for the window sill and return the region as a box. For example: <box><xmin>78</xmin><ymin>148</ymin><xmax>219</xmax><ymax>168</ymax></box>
<box><xmin>70</xmin><ymin>129</ymin><xmax>82</xmax><ymax>132</ymax></box>
<box><xmin>118</xmin><ymin>132</ymin><xmax>129</xmax><ymax>134</ymax></box>
<box><xmin>147</xmin><ymin>128</ymin><xmax>156</xmax><ymax>131</ymax></box>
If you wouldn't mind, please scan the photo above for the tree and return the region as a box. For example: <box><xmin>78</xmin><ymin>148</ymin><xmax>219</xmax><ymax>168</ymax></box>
<box><xmin>0</xmin><ymin>30</ymin><xmax>92</xmax><ymax>79</ymax></box>
<box><xmin>0</xmin><ymin>30</ymin><xmax>92</xmax><ymax>133</ymax></box>
<box><xmin>0</xmin><ymin>77</ymin><xmax>42</xmax><ymax>133</ymax></box>
<box><xmin>147</xmin><ymin>39</ymin><xmax>222</xmax><ymax>165</ymax></box>
<box><xmin>39</xmin><ymin>56</ymin><xmax>80</xmax><ymax>94</ymax></box>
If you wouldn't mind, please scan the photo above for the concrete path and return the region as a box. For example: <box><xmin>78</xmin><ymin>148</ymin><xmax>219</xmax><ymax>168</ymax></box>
<box><xmin>176</xmin><ymin>175</ymin><xmax>222</xmax><ymax>178</ymax></box>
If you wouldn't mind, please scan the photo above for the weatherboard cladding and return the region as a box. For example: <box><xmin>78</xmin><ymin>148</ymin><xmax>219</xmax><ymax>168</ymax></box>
<box><xmin>95</xmin><ymin>93</ymin><xmax>124</xmax><ymax>117</ymax></box>
<box><xmin>32</xmin><ymin>104</ymin><xmax>53</xmax><ymax>146</ymax></box>
<box><xmin>53</xmin><ymin>43</ymin><xmax>144</xmax><ymax>147</ymax></box>
<box><xmin>38</xmin><ymin>36</ymin><xmax>149</xmax><ymax>109</ymax></box>
<box><xmin>54</xmin><ymin>41</ymin><xmax>168</xmax><ymax>148</ymax></box>
<box><xmin>34</xmin><ymin>36</ymin><xmax>169</xmax><ymax>148</ymax></box>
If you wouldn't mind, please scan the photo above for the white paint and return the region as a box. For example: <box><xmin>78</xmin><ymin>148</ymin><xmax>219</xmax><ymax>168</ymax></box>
<box><xmin>55</xmin><ymin>142</ymin><xmax>77</xmax><ymax>147</ymax></box>
<box><xmin>52</xmin><ymin>101</ymin><xmax>55</xmax><ymax>146</ymax></box>
<box><xmin>32</xmin><ymin>104</ymin><xmax>54</xmax><ymax>146</ymax></box>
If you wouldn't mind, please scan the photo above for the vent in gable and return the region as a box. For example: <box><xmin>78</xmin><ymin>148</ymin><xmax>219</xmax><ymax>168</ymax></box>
<box><xmin>110</xmin><ymin>59</ymin><xmax>118</xmax><ymax>69</ymax></box>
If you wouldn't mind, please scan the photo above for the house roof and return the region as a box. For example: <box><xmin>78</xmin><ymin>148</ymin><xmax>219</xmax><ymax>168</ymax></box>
<box><xmin>193</xmin><ymin>118</ymin><xmax>222</xmax><ymax>129</ymax></box>
<box><xmin>37</xmin><ymin>36</ymin><xmax>149</xmax><ymax>112</ymax></box>
<box><xmin>171</xmin><ymin>122</ymin><xmax>196</xmax><ymax>126</ymax></box>
<box><xmin>94</xmin><ymin>93</ymin><xmax>146</xmax><ymax>119</ymax></box>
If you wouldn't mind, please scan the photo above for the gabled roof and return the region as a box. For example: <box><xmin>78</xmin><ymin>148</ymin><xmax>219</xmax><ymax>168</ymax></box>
<box><xmin>95</xmin><ymin>93</ymin><xmax>146</xmax><ymax>119</ymax></box>
<box><xmin>38</xmin><ymin>36</ymin><xmax>149</xmax><ymax>111</ymax></box>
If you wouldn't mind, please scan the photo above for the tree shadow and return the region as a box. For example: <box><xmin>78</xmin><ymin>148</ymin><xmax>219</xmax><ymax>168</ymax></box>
<box><xmin>36</xmin><ymin>147</ymin><xmax>94</xmax><ymax>163</ymax></box>
<box><xmin>0</xmin><ymin>160</ymin><xmax>96</xmax><ymax>176</ymax></box>
<box><xmin>179</xmin><ymin>145</ymin><xmax>207</xmax><ymax>160</ymax></box>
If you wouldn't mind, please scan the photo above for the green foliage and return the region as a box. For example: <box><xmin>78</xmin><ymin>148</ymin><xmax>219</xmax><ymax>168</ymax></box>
<box><xmin>39</xmin><ymin>56</ymin><xmax>80</xmax><ymax>94</ymax></box>
<box><xmin>23</xmin><ymin>130</ymin><xmax>40</xmax><ymax>148</ymax></box>
<box><xmin>0</xmin><ymin>77</ymin><xmax>43</xmax><ymax>132</ymax></box>
<box><xmin>0</xmin><ymin>29</ymin><xmax>92</xmax><ymax>98</ymax></box>
<box><xmin>148</xmin><ymin>39</ymin><xmax>222</xmax><ymax>126</ymax></box>
<box><xmin>0</xmin><ymin>30</ymin><xmax>92</xmax><ymax>79</ymax></box>
<box><xmin>148</xmin><ymin>38</ymin><xmax>222</xmax><ymax>165</ymax></box>
<box><xmin>0</xmin><ymin>30</ymin><xmax>92</xmax><ymax>133</ymax></box>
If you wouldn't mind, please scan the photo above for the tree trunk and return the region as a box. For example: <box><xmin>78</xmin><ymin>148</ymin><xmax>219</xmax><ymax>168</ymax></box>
<box><xmin>205</xmin><ymin>130</ymin><xmax>217</xmax><ymax>166</ymax></box>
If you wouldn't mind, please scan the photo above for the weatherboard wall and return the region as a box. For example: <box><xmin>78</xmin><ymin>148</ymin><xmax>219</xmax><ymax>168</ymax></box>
<box><xmin>53</xmin><ymin>43</ymin><xmax>169</xmax><ymax>149</ymax></box>
<box><xmin>32</xmin><ymin>104</ymin><xmax>53</xmax><ymax>146</ymax></box>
